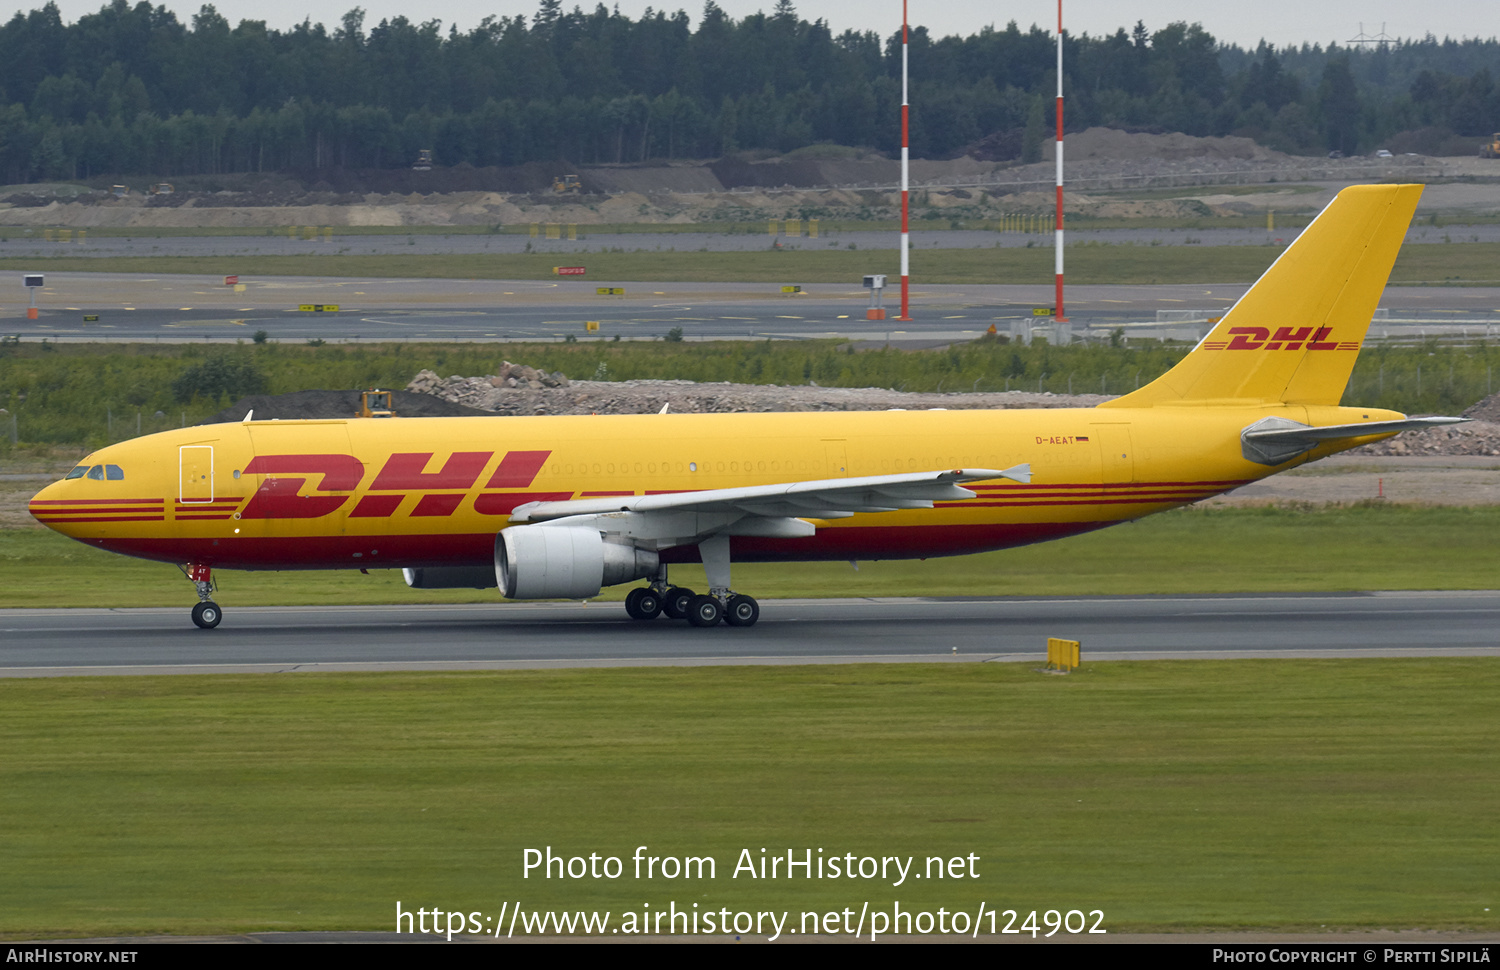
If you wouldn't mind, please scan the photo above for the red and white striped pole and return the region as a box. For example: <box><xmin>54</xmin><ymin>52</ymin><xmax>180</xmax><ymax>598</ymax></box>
<box><xmin>897</xmin><ymin>0</ymin><xmax>911</xmax><ymax>320</ymax></box>
<box><xmin>1054</xmin><ymin>0</ymin><xmax>1066</xmax><ymax>321</ymax></box>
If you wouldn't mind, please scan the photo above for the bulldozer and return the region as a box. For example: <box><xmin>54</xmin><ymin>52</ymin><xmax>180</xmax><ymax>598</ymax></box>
<box><xmin>552</xmin><ymin>174</ymin><xmax>581</xmax><ymax>194</ymax></box>
<box><xmin>412</xmin><ymin>149</ymin><xmax>433</xmax><ymax>171</ymax></box>
<box><xmin>358</xmin><ymin>389</ymin><xmax>395</xmax><ymax>418</ymax></box>
<box><xmin>1482</xmin><ymin>134</ymin><xmax>1500</xmax><ymax>159</ymax></box>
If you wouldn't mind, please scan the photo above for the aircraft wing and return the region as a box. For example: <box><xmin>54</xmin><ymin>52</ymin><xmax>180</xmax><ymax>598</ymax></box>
<box><xmin>508</xmin><ymin>465</ymin><xmax>1030</xmax><ymax>546</ymax></box>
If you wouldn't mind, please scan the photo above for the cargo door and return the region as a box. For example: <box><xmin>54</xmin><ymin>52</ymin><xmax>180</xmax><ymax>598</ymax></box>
<box><xmin>1091</xmin><ymin>424</ymin><xmax>1135</xmax><ymax>486</ymax></box>
<box><xmin>822</xmin><ymin>440</ymin><xmax>849</xmax><ymax>478</ymax></box>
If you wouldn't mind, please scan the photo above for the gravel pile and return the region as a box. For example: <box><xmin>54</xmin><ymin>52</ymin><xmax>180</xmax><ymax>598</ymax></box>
<box><xmin>405</xmin><ymin>366</ymin><xmax>1109</xmax><ymax>416</ymax></box>
<box><xmin>1349</xmin><ymin>394</ymin><xmax>1500</xmax><ymax>457</ymax></box>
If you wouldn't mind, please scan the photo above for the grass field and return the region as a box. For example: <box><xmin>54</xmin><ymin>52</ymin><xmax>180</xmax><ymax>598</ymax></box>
<box><xmin>1</xmin><ymin>659</ymin><xmax>1495</xmax><ymax>938</ymax></box>
<box><xmin>6</xmin><ymin>504</ymin><xmax>1500</xmax><ymax>608</ymax></box>
<box><xmin>2</xmin><ymin>241</ymin><xmax>1498</xmax><ymax>285</ymax></box>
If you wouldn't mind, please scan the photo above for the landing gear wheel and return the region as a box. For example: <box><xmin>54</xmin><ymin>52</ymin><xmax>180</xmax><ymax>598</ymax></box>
<box><xmin>724</xmin><ymin>594</ymin><xmax>760</xmax><ymax>627</ymax></box>
<box><xmin>662</xmin><ymin>587</ymin><xmax>696</xmax><ymax>619</ymax></box>
<box><xmin>687</xmin><ymin>594</ymin><xmax>723</xmax><ymax>628</ymax></box>
<box><xmin>625</xmin><ymin>587</ymin><xmax>663</xmax><ymax>620</ymax></box>
<box><xmin>191</xmin><ymin>601</ymin><xmax>222</xmax><ymax>629</ymax></box>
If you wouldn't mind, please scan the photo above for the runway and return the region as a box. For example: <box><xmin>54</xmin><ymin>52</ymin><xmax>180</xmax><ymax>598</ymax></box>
<box><xmin>6</xmin><ymin>274</ymin><xmax>1500</xmax><ymax>345</ymax></box>
<box><xmin>3</xmin><ymin>591</ymin><xmax>1497</xmax><ymax>677</ymax></box>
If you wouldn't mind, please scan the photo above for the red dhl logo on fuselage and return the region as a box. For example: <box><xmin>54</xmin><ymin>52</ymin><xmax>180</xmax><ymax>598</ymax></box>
<box><xmin>1199</xmin><ymin>327</ymin><xmax>1359</xmax><ymax>352</ymax></box>
<box><xmin>235</xmin><ymin>450</ymin><xmax>554</xmax><ymax>520</ymax></box>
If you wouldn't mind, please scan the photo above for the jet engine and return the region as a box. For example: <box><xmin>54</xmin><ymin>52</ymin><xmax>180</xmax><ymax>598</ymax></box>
<box><xmin>496</xmin><ymin>525</ymin><xmax>658</xmax><ymax>599</ymax></box>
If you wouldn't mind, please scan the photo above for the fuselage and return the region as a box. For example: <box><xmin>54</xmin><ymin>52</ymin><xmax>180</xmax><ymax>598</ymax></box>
<box><xmin>29</xmin><ymin>403</ymin><xmax>1399</xmax><ymax>572</ymax></box>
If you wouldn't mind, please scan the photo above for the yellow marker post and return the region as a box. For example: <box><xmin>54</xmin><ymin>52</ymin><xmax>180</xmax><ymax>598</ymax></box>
<box><xmin>77</xmin><ymin>230</ymin><xmax>86</xmax><ymax>244</ymax></box>
<box><xmin>530</xmin><ymin>223</ymin><xmax>539</xmax><ymax>238</ymax></box>
<box><xmin>43</xmin><ymin>229</ymin><xmax>52</xmax><ymax>242</ymax></box>
<box><xmin>322</xmin><ymin>227</ymin><xmax>332</xmax><ymax>242</ymax></box>
<box><xmin>59</xmin><ymin>229</ymin><xmax>71</xmax><ymax>243</ymax></box>
<box><xmin>546</xmin><ymin>223</ymin><xmax>560</xmax><ymax>240</ymax></box>
<box><xmin>287</xmin><ymin>226</ymin><xmax>297</xmax><ymax>239</ymax></box>
<box><xmin>568</xmin><ymin>223</ymin><xmax>577</xmax><ymax>240</ymax></box>
<box><xmin>786</xmin><ymin>218</ymin><xmax>800</xmax><ymax>237</ymax></box>
<box><xmin>1268</xmin><ymin>210</ymin><xmax>1275</xmax><ymax>232</ymax></box>
<box><xmin>1046</xmin><ymin>638</ymin><xmax>1080</xmax><ymax>671</ymax></box>
<box><xmin>809</xmin><ymin>219</ymin><xmax>819</xmax><ymax>238</ymax></box>
<box><xmin>585</xmin><ymin>321</ymin><xmax>599</xmax><ymax>332</ymax></box>
<box><xmin>768</xmin><ymin>220</ymin><xmax>778</xmax><ymax>236</ymax></box>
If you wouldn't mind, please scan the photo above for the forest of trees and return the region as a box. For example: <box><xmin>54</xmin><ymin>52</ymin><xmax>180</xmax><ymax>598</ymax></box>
<box><xmin>0</xmin><ymin>0</ymin><xmax>1497</xmax><ymax>182</ymax></box>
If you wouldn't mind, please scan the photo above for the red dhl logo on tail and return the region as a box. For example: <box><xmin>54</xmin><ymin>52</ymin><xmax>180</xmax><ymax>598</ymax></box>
<box><xmin>236</xmin><ymin>450</ymin><xmax>555</xmax><ymax>520</ymax></box>
<box><xmin>1200</xmin><ymin>327</ymin><xmax>1360</xmax><ymax>352</ymax></box>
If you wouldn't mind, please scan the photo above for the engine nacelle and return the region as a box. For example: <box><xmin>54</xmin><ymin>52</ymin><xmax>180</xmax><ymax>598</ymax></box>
<box><xmin>402</xmin><ymin>566</ymin><xmax>498</xmax><ymax>590</ymax></box>
<box><xmin>496</xmin><ymin>526</ymin><xmax>658</xmax><ymax>599</ymax></box>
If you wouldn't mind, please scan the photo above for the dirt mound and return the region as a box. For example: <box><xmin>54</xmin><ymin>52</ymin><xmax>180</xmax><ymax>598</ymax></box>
<box><xmin>1040</xmin><ymin>127</ymin><xmax>1284</xmax><ymax>163</ymax></box>
<box><xmin>1460</xmin><ymin>393</ymin><xmax>1500</xmax><ymax>423</ymax></box>
<box><xmin>204</xmin><ymin>390</ymin><xmax>495</xmax><ymax>424</ymax></box>
<box><xmin>406</xmin><ymin>367</ymin><xmax>1108</xmax><ymax>416</ymax></box>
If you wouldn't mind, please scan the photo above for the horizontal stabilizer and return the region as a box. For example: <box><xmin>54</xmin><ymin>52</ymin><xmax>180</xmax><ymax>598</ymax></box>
<box><xmin>1241</xmin><ymin>415</ymin><xmax>1467</xmax><ymax>465</ymax></box>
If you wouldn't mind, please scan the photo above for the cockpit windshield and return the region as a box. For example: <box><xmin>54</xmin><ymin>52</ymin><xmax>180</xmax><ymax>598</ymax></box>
<box><xmin>69</xmin><ymin>464</ymin><xmax>124</xmax><ymax>481</ymax></box>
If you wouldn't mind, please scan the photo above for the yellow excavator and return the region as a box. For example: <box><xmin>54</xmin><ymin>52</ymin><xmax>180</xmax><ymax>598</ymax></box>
<box><xmin>552</xmin><ymin>174</ymin><xmax>581</xmax><ymax>194</ymax></box>
<box><xmin>1481</xmin><ymin>134</ymin><xmax>1500</xmax><ymax>159</ymax></box>
<box><xmin>359</xmin><ymin>389</ymin><xmax>395</xmax><ymax>418</ymax></box>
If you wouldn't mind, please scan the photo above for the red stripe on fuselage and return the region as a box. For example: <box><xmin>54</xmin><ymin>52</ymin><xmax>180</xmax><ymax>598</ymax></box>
<box><xmin>486</xmin><ymin>451</ymin><xmax>551</xmax><ymax>488</ymax></box>
<box><xmin>30</xmin><ymin>498</ymin><xmax>164</xmax><ymax>505</ymax></box>
<box><xmin>350</xmin><ymin>494</ymin><xmax>404</xmax><ymax>517</ymax></box>
<box><xmin>371</xmin><ymin>452</ymin><xmax>492</xmax><ymax>490</ymax></box>
<box><xmin>412</xmin><ymin>494</ymin><xmax>465</xmax><ymax>517</ymax></box>
<box><xmin>93</xmin><ymin>520</ymin><xmax>1116</xmax><ymax>570</ymax></box>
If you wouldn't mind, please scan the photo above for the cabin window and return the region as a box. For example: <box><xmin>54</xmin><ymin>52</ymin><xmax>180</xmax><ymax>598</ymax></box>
<box><xmin>86</xmin><ymin>465</ymin><xmax>105</xmax><ymax>480</ymax></box>
<box><xmin>105</xmin><ymin>465</ymin><xmax>124</xmax><ymax>480</ymax></box>
<box><xmin>65</xmin><ymin>466</ymin><xmax>89</xmax><ymax>480</ymax></box>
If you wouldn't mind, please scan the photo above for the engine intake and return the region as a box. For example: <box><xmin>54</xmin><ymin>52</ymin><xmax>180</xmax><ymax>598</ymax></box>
<box><xmin>496</xmin><ymin>525</ymin><xmax>658</xmax><ymax>599</ymax></box>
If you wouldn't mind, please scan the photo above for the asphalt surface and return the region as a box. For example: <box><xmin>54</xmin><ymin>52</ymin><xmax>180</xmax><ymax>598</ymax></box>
<box><xmin>4</xmin><ymin>224</ymin><xmax>1500</xmax><ymax>260</ymax></box>
<box><xmin>3</xmin><ymin>591</ymin><xmax>1497</xmax><ymax>677</ymax></box>
<box><xmin>5</xmin><ymin>275</ymin><xmax>1500</xmax><ymax>344</ymax></box>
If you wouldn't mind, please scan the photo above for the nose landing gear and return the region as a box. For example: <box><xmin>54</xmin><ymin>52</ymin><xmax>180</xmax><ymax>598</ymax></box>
<box><xmin>182</xmin><ymin>562</ymin><xmax>222</xmax><ymax>629</ymax></box>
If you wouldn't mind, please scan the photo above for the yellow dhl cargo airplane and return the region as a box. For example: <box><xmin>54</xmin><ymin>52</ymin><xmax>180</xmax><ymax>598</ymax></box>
<box><xmin>30</xmin><ymin>184</ymin><xmax>1462</xmax><ymax>629</ymax></box>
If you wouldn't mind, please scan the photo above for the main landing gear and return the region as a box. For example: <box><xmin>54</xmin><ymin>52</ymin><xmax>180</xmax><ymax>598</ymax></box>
<box><xmin>623</xmin><ymin>537</ymin><xmax>761</xmax><ymax>628</ymax></box>
<box><xmin>183</xmin><ymin>562</ymin><xmax>222</xmax><ymax>629</ymax></box>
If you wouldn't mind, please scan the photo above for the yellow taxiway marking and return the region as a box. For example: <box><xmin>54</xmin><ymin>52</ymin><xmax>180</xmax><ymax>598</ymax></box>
<box><xmin>837</xmin><ymin>315</ymin><xmax>849</xmax><ymax>319</ymax></box>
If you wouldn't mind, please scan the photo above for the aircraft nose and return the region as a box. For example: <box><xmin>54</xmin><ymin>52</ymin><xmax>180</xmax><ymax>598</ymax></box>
<box><xmin>28</xmin><ymin>478</ymin><xmax>67</xmax><ymax>532</ymax></box>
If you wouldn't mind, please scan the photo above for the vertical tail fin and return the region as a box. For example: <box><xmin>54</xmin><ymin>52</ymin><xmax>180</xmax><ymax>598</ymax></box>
<box><xmin>1099</xmin><ymin>183</ymin><xmax>1422</xmax><ymax>409</ymax></box>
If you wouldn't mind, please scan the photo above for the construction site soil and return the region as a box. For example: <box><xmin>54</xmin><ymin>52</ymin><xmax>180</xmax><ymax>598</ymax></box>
<box><xmin>4</xmin><ymin>129</ymin><xmax>1498</xmax><ymax>230</ymax></box>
